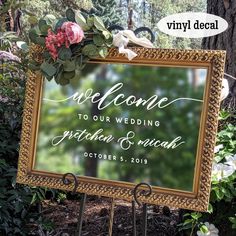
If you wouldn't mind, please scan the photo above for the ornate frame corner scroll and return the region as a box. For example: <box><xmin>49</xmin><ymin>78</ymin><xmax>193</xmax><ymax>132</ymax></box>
<box><xmin>17</xmin><ymin>46</ymin><xmax>226</xmax><ymax>212</ymax></box>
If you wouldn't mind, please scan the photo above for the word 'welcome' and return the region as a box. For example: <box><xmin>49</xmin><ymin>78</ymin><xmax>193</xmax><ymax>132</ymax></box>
<box><xmin>43</xmin><ymin>82</ymin><xmax>202</xmax><ymax>111</ymax></box>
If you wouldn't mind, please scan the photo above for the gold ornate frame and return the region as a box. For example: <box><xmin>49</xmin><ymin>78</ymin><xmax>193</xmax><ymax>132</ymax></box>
<box><xmin>17</xmin><ymin>46</ymin><xmax>226</xmax><ymax>212</ymax></box>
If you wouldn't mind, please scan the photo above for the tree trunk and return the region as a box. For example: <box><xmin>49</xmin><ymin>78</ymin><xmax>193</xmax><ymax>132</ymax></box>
<box><xmin>202</xmin><ymin>0</ymin><xmax>236</xmax><ymax>110</ymax></box>
<box><xmin>1</xmin><ymin>0</ymin><xmax>21</xmax><ymax>33</ymax></box>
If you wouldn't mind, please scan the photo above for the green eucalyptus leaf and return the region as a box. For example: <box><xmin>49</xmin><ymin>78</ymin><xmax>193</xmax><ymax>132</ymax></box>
<box><xmin>44</xmin><ymin>14</ymin><xmax>57</xmax><ymax>25</ymax></box>
<box><xmin>105</xmin><ymin>36</ymin><xmax>113</xmax><ymax>47</ymax></box>
<box><xmin>58</xmin><ymin>47</ymin><xmax>72</xmax><ymax>61</ymax></box>
<box><xmin>38</xmin><ymin>19</ymin><xmax>47</xmax><ymax>31</ymax></box>
<box><xmin>40</xmin><ymin>25</ymin><xmax>51</xmax><ymax>35</ymax></box>
<box><xmin>93</xmin><ymin>35</ymin><xmax>105</xmax><ymax>46</ymax></box>
<box><xmin>56</xmin><ymin>58</ymin><xmax>67</xmax><ymax>64</ymax></box>
<box><xmin>87</xmin><ymin>16</ymin><xmax>94</xmax><ymax>28</ymax></box>
<box><xmin>63</xmin><ymin>60</ymin><xmax>76</xmax><ymax>72</ymax></box>
<box><xmin>66</xmin><ymin>8</ymin><xmax>75</xmax><ymax>21</ymax></box>
<box><xmin>98</xmin><ymin>46</ymin><xmax>108</xmax><ymax>58</ymax></box>
<box><xmin>76</xmin><ymin>55</ymin><xmax>89</xmax><ymax>69</ymax></box>
<box><xmin>40</xmin><ymin>62</ymin><xmax>57</xmax><ymax>77</ymax></box>
<box><xmin>82</xmin><ymin>44</ymin><xmax>99</xmax><ymax>58</ymax></box>
<box><xmin>47</xmin><ymin>74</ymin><xmax>55</xmax><ymax>81</ymax></box>
<box><xmin>102</xmin><ymin>30</ymin><xmax>112</xmax><ymax>39</ymax></box>
<box><xmin>28</xmin><ymin>29</ymin><xmax>38</xmax><ymax>43</ymax></box>
<box><xmin>55</xmin><ymin>18</ymin><xmax>68</xmax><ymax>31</ymax></box>
<box><xmin>43</xmin><ymin>51</ymin><xmax>51</xmax><ymax>59</ymax></box>
<box><xmin>34</xmin><ymin>25</ymin><xmax>42</xmax><ymax>34</ymax></box>
<box><xmin>94</xmin><ymin>15</ymin><xmax>106</xmax><ymax>31</ymax></box>
<box><xmin>63</xmin><ymin>71</ymin><xmax>76</xmax><ymax>80</ymax></box>
<box><xmin>75</xmin><ymin>11</ymin><xmax>90</xmax><ymax>31</ymax></box>
<box><xmin>28</xmin><ymin>16</ymin><xmax>38</xmax><ymax>25</ymax></box>
<box><xmin>36</xmin><ymin>37</ymin><xmax>46</xmax><ymax>46</ymax></box>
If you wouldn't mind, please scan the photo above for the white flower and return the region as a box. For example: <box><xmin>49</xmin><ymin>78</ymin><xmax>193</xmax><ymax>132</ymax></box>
<box><xmin>220</xmin><ymin>79</ymin><xmax>229</xmax><ymax>101</ymax></box>
<box><xmin>214</xmin><ymin>144</ymin><xmax>223</xmax><ymax>153</ymax></box>
<box><xmin>211</xmin><ymin>163</ymin><xmax>234</xmax><ymax>181</ymax></box>
<box><xmin>225</xmin><ymin>154</ymin><xmax>236</xmax><ymax>170</ymax></box>
<box><xmin>197</xmin><ymin>222</ymin><xmax>219</xmax><ymax>236</ymax></box>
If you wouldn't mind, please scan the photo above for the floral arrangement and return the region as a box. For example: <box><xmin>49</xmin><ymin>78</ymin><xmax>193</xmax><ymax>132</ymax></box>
<box><xmin>45</xmin><ymin>22</ymin><xmax>85</xmax><ymax>60</ymax></box>
<box><xmin>28</xmin><ymin>9</ymin><xmax>115</xmax><ymax>85</ymax></box>
<box><xmin>27</xmin><ymin>8</ymin><xmax>154</xmax><ymax>85</ymax></box>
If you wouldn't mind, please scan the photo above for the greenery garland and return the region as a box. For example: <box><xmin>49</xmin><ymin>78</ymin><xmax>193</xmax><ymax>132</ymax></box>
<box><xmin>28</xmin><ymin>8</ymin><xmax>114</xmax><ymax>85</ymax></box>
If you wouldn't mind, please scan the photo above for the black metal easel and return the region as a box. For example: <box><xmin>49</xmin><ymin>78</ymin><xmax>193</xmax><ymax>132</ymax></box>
<box><xmin>62</xmin><ymin>173</ymin><xmax>153</xmax><ymax>236</ymax></box>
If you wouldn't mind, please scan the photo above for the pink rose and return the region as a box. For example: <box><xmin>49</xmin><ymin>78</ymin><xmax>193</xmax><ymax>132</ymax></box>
<box><xmin>61</xmin><ymin>22</ymin><xmax>84</xmax><ymax>44</ymax></box>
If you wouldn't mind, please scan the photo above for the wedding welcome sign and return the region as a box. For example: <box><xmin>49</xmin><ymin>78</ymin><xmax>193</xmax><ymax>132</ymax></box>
<box><xmin>17</xmin><ymin>48</ymin><xmax>225</xmax><ymax>211</ymax></box>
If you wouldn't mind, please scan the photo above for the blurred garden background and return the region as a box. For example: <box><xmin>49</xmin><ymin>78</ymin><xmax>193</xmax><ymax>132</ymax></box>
<box><xmin>0</xmin><ymin>0</ymin><xmax>236</xmax><ymax>235</ymax></box>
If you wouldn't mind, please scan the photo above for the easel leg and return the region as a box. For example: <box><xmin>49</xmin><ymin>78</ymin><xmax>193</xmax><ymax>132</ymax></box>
<box><xmin>133</xmin><ymin>182</ymin><xmax>152</xmax><ymax>236</ymax></box>
<box><xmin>75</xmin><ymin>193</ymin><xmax>87</xmax><ymax>236</ymax></box>
<box><xmin>132</xmin><ymin>201</ymin><xmax>137</xmax><ymax>236</ymax></box>
<box><xmin>108</xmin><ymin>198</ymin><xmax>115</xmax><ymax>236</ymax></box>
<box><xmin>142</xmin><ymin>203</ymin><xmax>148</xmax><ymax>236</ymax></box>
